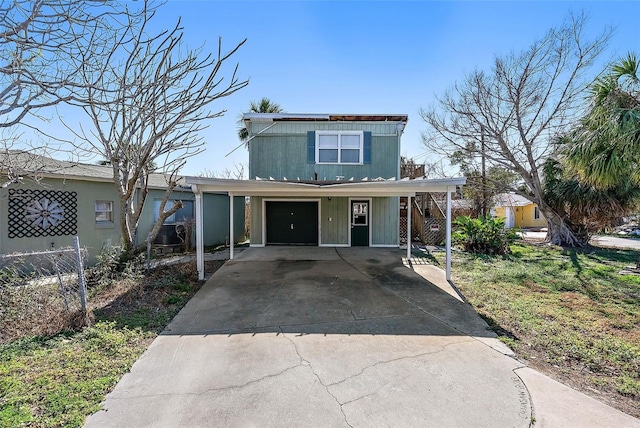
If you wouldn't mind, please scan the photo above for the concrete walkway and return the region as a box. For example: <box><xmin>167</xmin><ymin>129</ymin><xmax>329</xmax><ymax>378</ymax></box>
<box><xmin>85</xmin><ymin>247</ymin><xmax>639</xmax><ymax>428</ymax></box>
<box><xmin>521</xmin><ymin>230</ymin><xmax>640</xmax><ymax>250</ymax></box>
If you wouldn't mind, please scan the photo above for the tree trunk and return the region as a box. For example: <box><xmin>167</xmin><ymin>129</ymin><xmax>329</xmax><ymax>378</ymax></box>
<box><xmin>540</xmin><ymin>206</ymin><xmax>589</xmax><ymax>247</ymax></box>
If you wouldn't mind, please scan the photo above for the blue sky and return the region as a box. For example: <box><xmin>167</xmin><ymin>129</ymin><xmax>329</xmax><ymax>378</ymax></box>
<box><xmin>21</xmin><ymin>1</ymin><xmax>640</xmax><ymax>176</ymax></box>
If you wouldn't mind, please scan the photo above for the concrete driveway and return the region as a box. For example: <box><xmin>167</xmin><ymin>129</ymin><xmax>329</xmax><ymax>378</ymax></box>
<box><xmin>85</xmin><ymin>247</ymin><xmax>638</xmax><ymax>427</ymax></box>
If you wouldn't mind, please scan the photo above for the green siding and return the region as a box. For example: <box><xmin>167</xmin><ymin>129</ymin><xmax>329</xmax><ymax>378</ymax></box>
<box><xmin>372</xmin><ymin>197</ymin><xmax>399</xmax><ymax>246</ymax></box>
<box><xmin>320</xmin><ymin>197</ymin><xmax>349</xmax><ymax>245</ymax></box>
<box><xmin>202</xmin><ymin>194</ymin><xmax>246</xmax><ymax>245</ymax></box>
<box><xmin>250</xmin><ymin>197</ymin><xmax>263</xmax><ymax>245</ymax></box>
<box><xmin>137</xmin><ymin>188</ymin><xmax>194</xmax><ymax>246</ymax></box>
<box><xmin>247</xmin><ymin>120</ymin><xmax>402</xmax><ymax>248</ymax></box>
<box><xmin>0</xmin><ymin>177</ymin><xmax>122</xmax><ymax>264</ymax></box>
<box><xmin>250</xmin><ymin>135</ymin><xmax>398</xmax><ymax>180</ymax></box>
<box><xmin>251</xmin><ymin>196</ymin><xmax>396</xmax><ymax>247</ymax></box>
<box><xmin>249</xmin><ymin>120</ymin><xmax>400</xmax><ymax>181</ymax></box>
<box><xmin>137</xmin><ymin>191</ymin><xmax>244</xmax><ymax>247</ymax></box>
<box><xmin>1</xmin><ymin>178</ymin><xmax>244</xmax><ymax>264</ymax></box>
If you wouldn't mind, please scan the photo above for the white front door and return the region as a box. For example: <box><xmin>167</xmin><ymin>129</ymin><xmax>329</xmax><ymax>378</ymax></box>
<box><xmin>505</xmin><ymin>207</ymin><xmax>515</xmax><ymax>228</ymax></box>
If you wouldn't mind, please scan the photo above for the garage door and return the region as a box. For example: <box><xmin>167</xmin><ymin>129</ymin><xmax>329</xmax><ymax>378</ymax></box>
<box><xmin>266</xmin><ymin>201</ymin><xmax>318</xmax><ymax>245</ymax></box>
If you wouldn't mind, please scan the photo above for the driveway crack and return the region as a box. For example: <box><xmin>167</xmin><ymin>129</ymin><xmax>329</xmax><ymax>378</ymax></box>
<box><xmin>108</xmin><ymin>363</ymin><xmax>303</xmax><ymax>401</ymax></box>
<box><xmin>327</xmin><ymin>338</ymin><xmax>472</xmax><ymax>388</ymax></box>
<box><xmin>279</xmin><ymin>327</ymin><xmax>354</xmax><ymax>428</ymax></box>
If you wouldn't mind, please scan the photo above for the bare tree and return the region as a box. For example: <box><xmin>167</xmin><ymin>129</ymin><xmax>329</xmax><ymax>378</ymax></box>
<box><xmin>421</xmin><ymin>14</ymin><xmax>611</xmax><ymax>246</ymax></box>
<box><xmin>0</xmin><ymin>0</ymin><xmax>136</xmax><ymax>128</ymax></box>
<box><xmin>0</xmin><ymin>0</ymin><xmax>148</xmax><ymax>189</ymax></box>
<box><xmin>67</xmin><ymin>3</ymin><xmax>248</xmax><ymax>253</ymax></box>
<box><xmin>199</xmin><ymin>163</ymin><xmax>246</xmax><ymax>180</ymax></box>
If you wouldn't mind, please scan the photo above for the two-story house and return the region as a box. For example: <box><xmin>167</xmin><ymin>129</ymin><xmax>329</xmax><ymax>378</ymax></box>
<box><xmin>186</xmin><ymin>113</ymin><xmax>465</xmax><ymax>279</ymax></box>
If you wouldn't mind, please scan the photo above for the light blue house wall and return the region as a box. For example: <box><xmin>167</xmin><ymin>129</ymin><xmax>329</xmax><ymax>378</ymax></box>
<box><xmin>137</xmin><ymin>190</ymin><xmax>245</xmax><ymax>247</ymax></box>
<box><xmin>249</xmin><ymin>121</ymin><xmax>400</xmax><ymax>181</ymax></box>
<box><xmin>247</xmin><ymin>118</ymin><xmax>403</xmax><ymax>247</ymax></box>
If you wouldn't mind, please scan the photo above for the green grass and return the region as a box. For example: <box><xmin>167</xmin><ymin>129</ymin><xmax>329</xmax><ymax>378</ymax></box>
<box><xmin>0</xmin><ymin>323</ymin><xmax>152</xmax><ymax>427</ymax></box>
<box><xmin>0</xmin><ymin>261</ymin><xmax>218</xmax><ymax>428</ymax></box>
<box><xmin>438</xmin><ymin>243</ymin><xmax>640</xmax><ymax>415</ymax></box>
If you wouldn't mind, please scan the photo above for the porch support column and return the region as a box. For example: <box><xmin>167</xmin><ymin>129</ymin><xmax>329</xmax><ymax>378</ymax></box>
<box><xmin>446</xmin><ymin>186</ymin><xmax>452</xmax><ymax>281</ymax></box>
<box><xmin>229</xmin><ymin>192</ymin><xmax>234</xmax><ymax>260</ymax></box>
<box><xmin>194</xmin><ymin>185</ymin><xmax>205</xmax><ymax>281</ymax></box>
<box><xmin>406</xmin><ymin>195</ymin><xmax>412</xmax><ymax>260</ymax></box>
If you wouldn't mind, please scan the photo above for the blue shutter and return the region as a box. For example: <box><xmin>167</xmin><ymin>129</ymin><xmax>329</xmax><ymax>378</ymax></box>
<box><xmin>307</xmin><ymin>131</ymin><xmax>315</xmax><ymax>163</ymax></box>
<box><xmin>363</xmin><ymin>131</ymin><xmax>372</xmax><ymax>164</ymax></box>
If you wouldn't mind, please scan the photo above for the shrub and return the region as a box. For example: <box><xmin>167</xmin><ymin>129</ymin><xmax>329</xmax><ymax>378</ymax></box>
<box><xmin>452</xmin><ymin>215</ymin><xmax>519</xmax><ymax>255</ymax></box>
<box><xmin>86</xmin><ymin>245</ymin><xmax>144</xmax><ymax>289</ymax></box>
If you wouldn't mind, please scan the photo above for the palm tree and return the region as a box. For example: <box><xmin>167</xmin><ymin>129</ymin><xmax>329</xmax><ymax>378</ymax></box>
<box><xmin>237</xmin><ymin>97</ymin><xmax>284</xmax><ymax>145</ymax></box>
<box><xmin>567</xmin><ymin>53</ymin><xmax>640</xmax><ymax>189</ymax></box>
<box><xmin>564</xmin><ymin>53</ymin><xmax>640</xmax><ymax>268</ymax></box>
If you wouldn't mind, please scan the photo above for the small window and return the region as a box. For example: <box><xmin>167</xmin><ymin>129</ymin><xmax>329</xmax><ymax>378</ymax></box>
<box><xmin>95</xmin><ymin>200</ymin><xmax>113</xmax><ymax>223</ymax></box>
<box><xmin>534</xmin><ymin>206</ymin><xmax>541</xmax><ymax>220</ymax></box>
<box><xmin>154</xmin><ymin>199</ymin><xmax>194</xmax><ymax>224</ymax></box>
<box><xmin>316</xmin><ymin>131</ymin><xmax>363</xmax><ymax>164</ymax></box>
<box><xmin>352</xmin><ymin>202</ymin><xmax>368</xmax><ymax>225</ymax></box>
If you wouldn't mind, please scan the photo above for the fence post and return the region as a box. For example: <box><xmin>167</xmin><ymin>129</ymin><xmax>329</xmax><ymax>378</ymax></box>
<box><xmin>147</xmin><ymin>234</ymin><xmax>152</xmax><ymax>275</ymax></box>
<box><xmin>73</xmin><ymin>236</ymin><xmax>87</xmax><ymax>311</ymax></box>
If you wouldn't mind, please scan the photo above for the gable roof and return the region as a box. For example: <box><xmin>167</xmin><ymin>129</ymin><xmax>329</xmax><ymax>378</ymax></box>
<box><xmin>1</xmin><ymin>150</ymin><xmax>181</xmax><ymax>190</ymax></box>
<box><xmin>493</xmin><ymin>193</ymin><xmax>534</xmax><ymax>207</ymax></box>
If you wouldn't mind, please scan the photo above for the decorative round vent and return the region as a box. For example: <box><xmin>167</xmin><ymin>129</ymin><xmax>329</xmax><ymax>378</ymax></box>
<box><xmin>25</xmin><ymin>197</ymin><xmax>64</xmax><ymax>229</ymax></box>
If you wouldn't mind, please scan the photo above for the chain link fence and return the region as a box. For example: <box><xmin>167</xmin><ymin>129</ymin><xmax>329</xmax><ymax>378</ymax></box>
<box><xmin>0</xmin><ymin>236</ymin><xmax>88</xmax><ymax>343</ymax></box>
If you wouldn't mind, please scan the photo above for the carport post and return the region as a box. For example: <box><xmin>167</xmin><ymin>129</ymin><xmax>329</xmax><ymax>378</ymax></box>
<box><xmin>406</xmin><ymin>195</ymin><xmax>412</xmax><ymax>260</ymax></box>
<box><xmin>229</xmin><ymin>192</ymin><xmax>234</xmax><ymax>260</ymax></box>
<box><xmin>194</xmin><ymin>186</ymin><xmax>205</xmax><ymax>281</ymax></box>
<box><xmin>446</xmin><ymin>187</ymin><xmax>452</xmax><ymax>281</ymax></box>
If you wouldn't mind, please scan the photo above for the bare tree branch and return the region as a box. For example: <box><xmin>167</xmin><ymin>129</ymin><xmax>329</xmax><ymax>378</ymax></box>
<box><xmin>68</xmin><ymin>1</ymin><xmax>248</xmax><ymax>253</ymax></box>
<box><xmin>421</xmin><ymin>13</ymin><xmax>611</xmax><ymax>245</ymax></box>
<box><xmin>0</xmin><ymin>0</ymin><xmax>144</xmax><ymax>128</ymax></box>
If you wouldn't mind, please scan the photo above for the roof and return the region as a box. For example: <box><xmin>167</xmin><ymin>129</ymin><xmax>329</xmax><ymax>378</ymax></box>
<box><xmin>186</xmin><ymin>176</ymin><xmax>466</xmax><ymax>197</ymax></box>
<box><xmin>242</xmin><ymin>113</ymin><xmax>408</xmax><ymax>123</ymax></box>
<box><xmin>1</xmin><ymin>150</ymin><xmax>182</xmax><ymax>190</ymax></box>
<box><xmin>493</xmin><ymin>193</ymin><xmax>534</xmax><ymax>207</ymax></box>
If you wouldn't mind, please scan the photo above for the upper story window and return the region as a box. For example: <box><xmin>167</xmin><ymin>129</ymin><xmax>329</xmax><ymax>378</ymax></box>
<box><xmin>316</xmin><ymin>131</ymin><xmax>363</xmax><ymax>164</ymax></box>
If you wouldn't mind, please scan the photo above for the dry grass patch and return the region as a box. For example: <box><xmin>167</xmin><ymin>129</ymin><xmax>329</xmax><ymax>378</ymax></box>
<box><xmin>0</xmin><ymin>259</ymin><xmax>223</xmax><ymax>427</ymax></box>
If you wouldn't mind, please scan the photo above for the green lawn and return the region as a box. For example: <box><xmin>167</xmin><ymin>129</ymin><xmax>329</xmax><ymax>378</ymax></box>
<box><xmin>0</xmin><ymin>261</ymin><xmax>220</xmax><ymax>428</ymax></box>
<box><xmin>437</xmin><ymin>243</ymin><xmax>640</xmax><ymax>416</ymax></box>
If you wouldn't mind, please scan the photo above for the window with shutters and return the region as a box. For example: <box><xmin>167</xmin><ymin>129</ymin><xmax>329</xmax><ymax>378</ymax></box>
<box><xmin>316</xmin><ymin>131</ymin><xmax>363</xmax><ymax>164</ymax></box>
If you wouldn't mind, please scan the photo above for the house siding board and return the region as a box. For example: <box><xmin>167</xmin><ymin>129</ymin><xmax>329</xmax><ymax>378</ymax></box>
<box><xmin>320</xmin><ymin>197</ymin><xmax>348</xmax><ymax>245</ymax></box>
<box><xmin>1</xmin><ymin>176</ymin><xmax>243</xmax><ymax>263</ymax></box>
<box><xmin>136</xmin><ymin>188</ymin><xmax>195</xmax><ymax>247</ymax></box>
<box><xmin>372</xmin><ymin>197</ymin><xmax>399</xmax><ymax>245</ymax></box>
<box><xmin>250</xmin><ymin>134</ymin><xmax>398</xmax><ymax>180</ymax></box>
<box><xmin>201</xmin><ymin>194</ymin><xmax>245</xmax><ymax>245</ymax></box>
<box><xmin>250</xmin><ymin>196</ymin><xmax>263</xmax><ymax>245</ymax></box>
<box><xmin>250</xmin><ymin>121</ymin><xmax>399</xmax><ymax>136</ymax></box>
<box><xmin>494</xmin><ymin>203</ymin><xmax>546</xmax><ymax>228</ymax></box>
<box><xmin>0</xmin><ymin>177</ymin><xmax>121</xmax><ymax>264</ymax></box>
<box><xmin>246</xmin><ymin>118</ymin><xmax>403</xmax><ymax>248</ymax></box>
<box><xmin>516</xmin><ymin>205</ymin><xmax>546</xmax><ymax>228</ymax></box>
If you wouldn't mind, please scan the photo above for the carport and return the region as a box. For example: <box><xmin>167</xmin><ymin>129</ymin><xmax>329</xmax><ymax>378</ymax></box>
<box><xmin>185</xmin><ymin>176</ymin><xmax>466</xmax><ymax>281</ymax></box>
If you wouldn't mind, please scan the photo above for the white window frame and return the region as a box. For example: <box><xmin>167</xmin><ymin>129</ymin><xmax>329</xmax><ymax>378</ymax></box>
<box><xmin>95</xmin><ymin>200</ymin><xmax>113</xmax><ymax>223</ymax></box>
<box><xmin>316</xmin><ymin>130</ymin><xmax>364</xmax><ymax>165</ymax></box>
<box><xmin>534</xmin><ymin>205</ymin><xmax>541</xmax><ymax>220</ymax></box>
